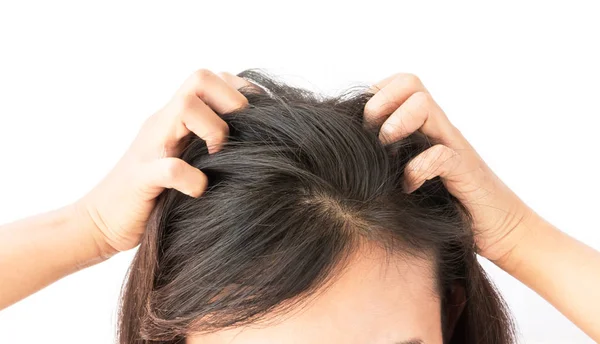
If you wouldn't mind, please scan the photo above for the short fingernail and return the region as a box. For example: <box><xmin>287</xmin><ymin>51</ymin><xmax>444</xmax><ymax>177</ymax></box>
<box><xmin>207</xmin><ymin>143</ymin><xmax>223</xmax><ymax>154</ymax></box>
<box><xmin>402</xmin><ymin>180</ymin><xmax>413</xmax><ymax>194</ymax></box>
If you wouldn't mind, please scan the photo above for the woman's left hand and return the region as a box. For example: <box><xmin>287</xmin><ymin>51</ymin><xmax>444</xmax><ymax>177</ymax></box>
<box><xmin>364</xmin><ymin>73</ymin><xmax>536</xmax><ymax>262</ymax></box>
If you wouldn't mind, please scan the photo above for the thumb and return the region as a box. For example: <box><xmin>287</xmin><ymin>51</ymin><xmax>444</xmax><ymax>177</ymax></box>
<box><xmin>142</xmin><ymin>158</ymin><xmax>208</xmax><ymax>198</ymax></box>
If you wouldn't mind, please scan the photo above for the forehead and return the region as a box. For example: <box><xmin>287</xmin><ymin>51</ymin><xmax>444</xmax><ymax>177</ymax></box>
<box><xmin>188</xmin><ymin>245</ymin><xmax>443</xmax><ymax>344</ymax></box>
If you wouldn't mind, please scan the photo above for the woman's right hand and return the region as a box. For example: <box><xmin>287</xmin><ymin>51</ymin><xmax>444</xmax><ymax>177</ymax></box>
<box><xmin>75</xmin><ymin>70</ymin><xmax>249</xmax><ymax>257</ymax></box>
<box><xmin>364</xmin><ymin>73</ymin><xmax>538</xmax><ymax>263</ymax></box>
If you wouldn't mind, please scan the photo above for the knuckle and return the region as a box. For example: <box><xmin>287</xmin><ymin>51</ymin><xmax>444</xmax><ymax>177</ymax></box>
<box><xmin>172</xmin><ymin>94</ymin><xmax>196</xmax><ymax>115</ymax></box>
<box><xmin>230</xmin><ymin>95</ymin><xmax>249</xmax><ymax>111</ymax></box>
<box><xmin>431</xmin><ymin>144</ymin><xmax>459</xmax><ymax>161</ymax></box>
<box><xmin>405</xmin><ymin>155</ymin><xmax>426</xmax><ymax>174</ymax></box>
<box><xmin>430</xmin><ymin>143</ymin><xmax>450</xmax><ymax>154</ymax></box>
<box><xmin>400</xmin><ymin>73</ymin><xmax>422</xmax><ymax>88</ymax></box>
<box><xmin>367</xmin><ymin>89</ymin><xmax>396</xmax><ymax>118</ymax></box>
<box><xmin>163</xmin><ymin>159</ymin><xmax>184</xmax><ymax>181</ymax></box>
<box><xmin>211</xmin><ymin>124</ymin><xmax>230</xmax><ymax>141</ymax></box>
<box><xmin>412</xmin><ymin>91</ymin><xmax>433</xmax><ymax>105</ymax></box>
<box><xmin>185</xmin><ymin>69</ymin><xmax>215</xmax><ymax>95</ymax></box>
<box><xmin>192</xmin><ymin>68</ymin><xmax>214</xmax><ymax>83</ymax></box>
<box><xmin>216</xmin><ymin>71</ymin><xmax>232</xmax><ymax>80</ymax></box>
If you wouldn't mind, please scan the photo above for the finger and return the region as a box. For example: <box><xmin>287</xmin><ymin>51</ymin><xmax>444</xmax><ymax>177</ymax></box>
<box><xmin>378</xmin><ymin>91</ymin><xmax>463</xmax><ymax>148</ymax></box>
<box><xmin>174</xmin><ymin>94</ymin><xmax>230</xmax><ymax>154</ymax></box>
<box><xmin>179</xmin><ymin>69</ymin><xmax>248</xmax><ymax>114</ymax></box>
<box><xmin>364</xmin><ymin>73</ymin><xmax>427</xmax><ymax>124</ymax></box>
<box><xmin>217</xmin><ymin>71</ymin><xmax>253</xmax><ymax>89</ymax></box>
<box><xmin>218</xmin><ymin>71</ymin><xmax>266</xmax><ymax>95</ymax></box>
<box><xmin>165</xmin><ymin>69</ymin><xmax>248</xmax><ymax>154</ymax></box>
<box><xmin>403</xmin><ymin>144</ymin><xmax>488</xmax><ymax>202</ymax></box>
<box><xmin>367</xmin><ymin>73</ymin><xmax>399</xmax><ymax>94</ymax></box>
<box><xmin>403</xmin><ymin>144</ymin><xmax>468</xmax><ymax>193</ymax></box>
<box><xmin>143</xmin><ymin>158</ymin><xmax>208</xmax><ymax>198</ymax></box>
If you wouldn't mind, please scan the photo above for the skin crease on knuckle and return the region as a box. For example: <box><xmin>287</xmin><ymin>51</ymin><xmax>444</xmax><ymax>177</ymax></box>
<box><xmin>162</xmin><ymin>159</ymin><xmax>184</xmax><ymax>187</ymax></box>
<box><xmin>368</xmin><ymin>74</ymin><xmax>424</xmax><ymax>124</ymax></box>
<box><xmin>190</xmin><ymin>69</ymin><xmax>215</xmax><ymax>95</ymax></box>
<box><xmin>422</xmin><ymin>146</ymin><xmax>455</xmax><ymax>182</ymax></box>
<box><xmin>400</xmin><ymin>73</ymin><xmax>423</xmax><ymax>91</ymax></box>
<box><xmin>117</xmin><ymin>70</ymin><xmax>515</xmax><ymax>344</ymax></box>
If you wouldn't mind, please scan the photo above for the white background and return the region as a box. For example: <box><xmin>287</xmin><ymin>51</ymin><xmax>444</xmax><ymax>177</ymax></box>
<box><xmin>0</xmin><ymin>1</ymin><xmax>599</xmax><ymax>343</ymax></box>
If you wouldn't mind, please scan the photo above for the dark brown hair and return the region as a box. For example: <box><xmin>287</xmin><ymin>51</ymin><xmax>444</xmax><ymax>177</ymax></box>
<box><xmin>118</xmin><ymin>70</ymin><xmax>515</xmax><ymax>344</ymax></box>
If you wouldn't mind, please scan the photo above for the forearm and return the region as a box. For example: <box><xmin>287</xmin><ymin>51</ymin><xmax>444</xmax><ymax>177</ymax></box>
<box><xmin>495</xmin><ymin>212</ymin><xmax>600</xmax><ymax>341</ymax></box>
<box><xmin>0</xmin><ymin>204</ymin><xmax>112</xmax><ymax>309</ymax></box>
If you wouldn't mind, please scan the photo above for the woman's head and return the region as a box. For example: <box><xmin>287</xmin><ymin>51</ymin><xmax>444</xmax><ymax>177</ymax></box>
<box><xmin>119</xmin><ymin>71</ymin><xmax>515</xmax><ymax>344</ymax></box>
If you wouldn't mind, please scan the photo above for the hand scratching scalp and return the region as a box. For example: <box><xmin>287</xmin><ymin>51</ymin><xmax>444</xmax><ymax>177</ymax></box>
<box><xmin>118</xmin><ymin>70</ymin><xmax>515</xmax><ymax>344</ymax></box>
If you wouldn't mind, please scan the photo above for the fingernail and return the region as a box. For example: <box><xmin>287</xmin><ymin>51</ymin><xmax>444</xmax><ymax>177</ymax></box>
<box><xmin>207</xmin><ymin>143</ymin><xmax>222</xmax><ymax>154</ymax></box>
<box><xmin>402</xmin><ymin>182</ymin><xmax>414</xmax><ymax>194</ymax></box>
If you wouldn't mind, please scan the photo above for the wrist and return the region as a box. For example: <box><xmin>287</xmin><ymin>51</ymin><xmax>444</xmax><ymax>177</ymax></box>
<box><xmin>490</xmin><ymin>209</ymin><xmax>548</xmax><ymax>273</ymax></box>
<box><xmin>67</xmin><ymin>202</ymin><xmax>118</xmax><ymax>262</ymax></box>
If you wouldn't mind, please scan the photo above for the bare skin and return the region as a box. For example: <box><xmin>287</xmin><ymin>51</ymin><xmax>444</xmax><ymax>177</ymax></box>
<box><xmin>365</xmin><ymin>74</ymin><xmax>600</xmax><ymax>340</ymax></box>
<box><xmin>0</xmin><ymin>69</ymin><xmax>247</xmax><ymax>308</ymax></box>
<box><xmin>0</xmin><ymin>70</ymin><xmax>598</xmax><ymax>341</ymax></box>
<box><xmin>188</xmin><ymin>245</ymin><xmax>441</xmax><ymax>344</ymax></box>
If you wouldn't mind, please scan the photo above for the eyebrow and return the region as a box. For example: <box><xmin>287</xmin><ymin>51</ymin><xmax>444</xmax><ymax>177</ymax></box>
<box><xmin>396</xmin><ymin>340</ymin><xmax>423</xmax><ymax>344</ymax></box>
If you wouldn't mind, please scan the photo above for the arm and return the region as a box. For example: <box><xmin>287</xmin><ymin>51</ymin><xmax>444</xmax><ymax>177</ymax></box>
<box><xmin>0</xmin><ymin>204</ymin><xmax>109</xmax><ymax>309</ymax></box>
<box><xmin>496</xmin><ymin>211</ymin><xmax>600</xmax><ymax>340</ymax></box>
<box><xmin>364</xmin><ymin>72</ymin><xmax>600</xmax><ymax>341</ymax></box>
<box><xmin>0</xmin><ymin>70</ymin><xmax>248</xmax><ymax>310</ymax></box>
